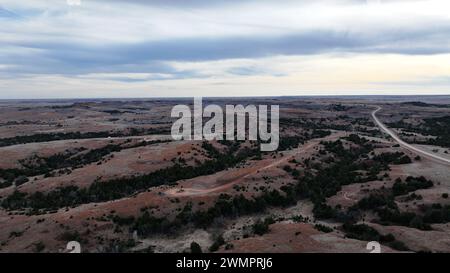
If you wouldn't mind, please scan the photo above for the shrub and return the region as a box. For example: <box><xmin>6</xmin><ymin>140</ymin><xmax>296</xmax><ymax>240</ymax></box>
<box><xmin>58</xmin><ymin>230</ymin><xmax>82</xmax><ymax>242</ymax></box>
<box><xmin>392</xmin><ymin>176</ymin><xmax>433</xmax><ymax>196</ymax></box>
<box><xmin>314</xmin><ymin>224</ymin><xmax>333</xmax><ymax>233</ymax></box>
<box><xmin>14</xmin><ymin>176</ymin><xmax>29</xmax><ymax>186</ymax></box>
<box><xmin>190</xmin><ymin>242</ymin><xmax>202</xmax><ymax>253</ymax></box>
<box><xmin>252</xmin><ymin>217</ymin><xmax>274</xmax><ymax>236</ymax></box>
<box><xmin>209</xmin><ymin>235</ymin><xmax>225</xmax><ymax>252</ymax></box>
<box><xmin>356</xmin><ymin>194</ymin><xmax>395</xmax><ymax>210</ymax></box>
<box><xmin>343</xmin><ymin>223</ymin><xmax>381</xmax><ymax>241</ymax></box>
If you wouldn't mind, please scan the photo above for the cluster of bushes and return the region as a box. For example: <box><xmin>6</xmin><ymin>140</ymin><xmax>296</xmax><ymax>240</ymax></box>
<box><xmin>252</xmin><ymin>217</ymin><xmax>275</xmax><ymax>236</ymax></box>
<box><xmin>0</xmin><ymin>181</ymin><xmax>13</xmax><ymax>189</ymax></box>
<box><xmin>282</xmin><ymin>137</ymin><xmax>431</xmax><ymax>228</ymax></box>
<box><xmin>329</xmin><ymin>104</ymin><xmax>352</xmax><ymax>112</ymax></box>
<box><xmin>0</xmin><ymin>140</ymin><xmax>170</xmax><ymax>187</ymax></box>
<box><xmin>418</xmin><ymin>116</ymin><xmax>450</xmax><ymax>147</ymax></box>
<box><xmin>0</xmin><ymin>131</ymin><xmax>114</xmax><ymax>147</ymax></box>
<box><xmin>314</xmin><ymin>224</ymin><xmax>333</xmax><ymax>233</ymax></box>
<box><xmin>310</xmin><ymin>129</ymin><xmax>332</xmax><ymax>139</ymax></box>
<box><xmin>322</xmin><ymin>138</ymin><xmax>372</xmax><ymax>161</ymax></box>
<box><xmin>278</xmin><ymin>136</ymin><xmax>306</xmax><ymax>151</ymax></box>
<box><xmin>209</xmin><ymin>235</ymin><xmax>225</xmax><ymax>252</ymax></box>
<box><xmin>353</xmin><ymin>193</ymin><xmax>397</xmax><ymax>211</ymax></box>
<box><xmin>0</xmin><ymin>169</ymin><xmax>35</xmax><ymax>187</ymax></box>
<box><xmin>300</xmin><ymin>138</ymin><xmax>418</xmax><ymax>221</ymax></box>
<box><xmin>342</xmin><ymin>223</ymin><xmax>409</xmax><ymax>251</ymax></box>
<box><xmin>400</xmin><ymin>101</ymin><xmax>450</xmax><ymax>108</ymax></box>
<box><xmin>129</xmin><ymin>190</ymin><xmax>295</xmax><ymax>238</ymax></box>
<box><xmin>376</xmin><ymin>208</ymin><xmax>431</xmax><ymax>230</ymax></box>
<box><xmin>388</xmin><ymin>116</ymin><xmax>450</xmax><ymax>148</ymax></box>
<box><xmin>268</xmin><ymin>137</ymin><xmax>377</xmax><ymax>220</ymax></box>
<box><xmin>349</xmin><ymin>175</ymin><xmax>443</xmax><ymax>230</ymax></box>
<box><xmin>353</xmin><ymin>199</ymin><xmax>449</xmax><ymax>231</ymax></box>
<box><xmin>0</xmin><ymin>127</ymin><xmax>170</xmax><ymax>147</ymax></box>
<box><xmin>351</xmin><ymin>194</ymin><xmax>434</xmax><ymax>231</ymax></box>
<box><xmin>299</xmin><ymin>139</ymin><xmax>376</xmax><ymax>218</ymax></box>
<box><xmin>373</xmin><ymin>152</ymin><xmax>412</xmax><ymax>165</ymax></box>
<box><xmin>343</xmin><ymin>134</ymin><xmax>374</xmax><ymax>149</ymax></box>
<box><xmin>392</xmin><ymin>176</ymin><xmax>433</xmax><ymax>196</ymax></box>
<box><xmin>351</xmin><ymin>118</ymin><xmax>375</xmax><ymax>127</ymax></box>
<box><xmin>112</xmin><ymin>191</ymin><xmax>290</xmax><ymax>250</ymax></box>
<box><xmin>1</xmin><ymin>142</ymin><xmax>261</xmax><ymax>212</ymax></box>
<box><xmin>132</xmin><ymin>212</ymin><xmax>170</xmax><ymax>235</ymax></box>
<box><xmin>42</xmin><ymin>139</ymin><xmax>168</xmax><ymax>171</ymax></box>
<box><xmin>277</xmin><ymin>130</ymin><xmax>331</xmax><ymax>152</ymax></box>
<box><xmin>350</xmin><ymin>192</ymin><xmax>419</xmax><ymax>229</ymax></box>
<box><xmin>188</xmin><ymin>191</ymin><xmax>295</xmax><ymax>229</ymax></box>
<box><xmin>421</xmin><ymin>204</ymin><xmax>450</xmax><ymax>224</ymax></box>
<box><xmin>279</xmin><ymin>117</ymin><xmax>350</xmax><ymax>131</ymax></box>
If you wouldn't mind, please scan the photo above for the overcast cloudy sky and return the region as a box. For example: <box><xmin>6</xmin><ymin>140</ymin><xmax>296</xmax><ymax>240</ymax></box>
<box><xmin>1</xmin><ymin>0</ymin><xmax>450</xmax><ymax>98</ymax></box>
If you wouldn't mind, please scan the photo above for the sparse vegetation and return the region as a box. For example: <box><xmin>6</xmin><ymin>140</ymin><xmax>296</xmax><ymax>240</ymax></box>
<box><xmin>314</xmin><ymin>224</ymin><xmax>333</xmax><ymax>233</ymax></box>
<box><xmin>209</xmin><ymin>235</ymin><xmax>225</xmax><ymax>252</ymax></box>
<box><xmin>1</xmin><ymin>100</ymin><xmax>449</xmax><ymax>253</ymax></box>
<box><xmin>252</xmin><ymin>217</ymin><xmax>275</xmax><ymax>236</ymax></box>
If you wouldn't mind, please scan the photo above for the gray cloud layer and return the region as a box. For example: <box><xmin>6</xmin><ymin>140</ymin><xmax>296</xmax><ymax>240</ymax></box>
<box><xmin>1</xmin><ymin>0</ymin><xmax>450</xmax><ymax>82</ymax></box>
<box><xmin>3</xmin><ymin>30</ymin><xmax>449</xmax><ymax>79</ymax></box>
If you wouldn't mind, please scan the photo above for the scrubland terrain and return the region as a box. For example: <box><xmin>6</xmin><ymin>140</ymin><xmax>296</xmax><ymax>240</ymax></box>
<box><xmin>0</xmin><ymin>97</ymin><xmax>450</xmax><ymax>253</ymax></box>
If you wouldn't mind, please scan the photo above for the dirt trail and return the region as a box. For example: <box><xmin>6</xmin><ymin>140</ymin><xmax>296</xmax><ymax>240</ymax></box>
<box><xmin>372</xmin><ymin>106</ymin><xmax>450</xmax><ymax>166</ymax></box>
<box><xmin>165</xmin><ymin>133</ymin><xmax>344</xmax><ymax>197</ymax></box>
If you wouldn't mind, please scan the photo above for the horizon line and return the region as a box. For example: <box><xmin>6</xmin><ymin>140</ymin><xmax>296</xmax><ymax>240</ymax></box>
<box><xmin>2</xmin><ymin>94</ymin><xmax>450</xmax><ymax>101</ymax></box>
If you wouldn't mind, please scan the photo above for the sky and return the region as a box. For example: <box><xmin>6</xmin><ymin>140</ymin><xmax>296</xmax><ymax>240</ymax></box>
<box><xmin>0</xmin><ymin>0</ymin><xmax>450</xmax><ymax>99</ymax></box>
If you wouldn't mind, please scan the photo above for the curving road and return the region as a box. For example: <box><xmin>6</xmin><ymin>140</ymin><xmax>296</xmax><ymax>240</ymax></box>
<box><xmin>372</xmin><ymin>106</ymin><xmax>450</xmax><ymax>165</ymax></box>
<box><xmin>165</xmin><ymin>133</ymin><xmax>345</xmax><ymax>197</ymax></box>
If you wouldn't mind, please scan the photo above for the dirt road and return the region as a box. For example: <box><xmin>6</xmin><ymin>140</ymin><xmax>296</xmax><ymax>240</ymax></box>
<box><xmin>372</xmin><ymin>106</ymin><xmax>450</xmax><ymax>166</ymax></box>
<box><xmin>165</xmin><ymin>133</ymin><xmax>345</xmax><ymax>197</ymax></box>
